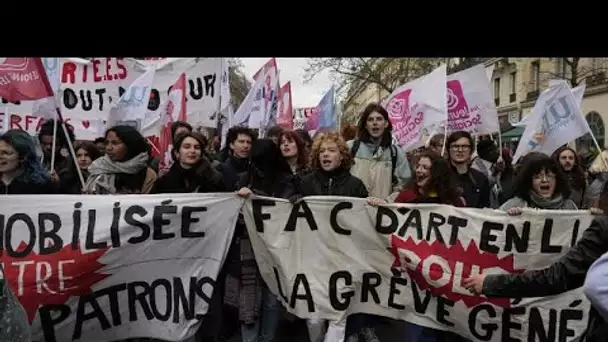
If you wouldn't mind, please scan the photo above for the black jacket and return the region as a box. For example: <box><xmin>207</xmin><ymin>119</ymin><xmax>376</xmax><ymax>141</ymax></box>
<box><xmin>452</xmin><ymin>166</ymin><xmax>491</xmax><ymax>208</ymax></box>
<box><xmin>299</xmin><ymin>168</ymin><xmax>368</xmax><ymax>198</ymax></box>
<box><xmin>216</xmin><ymin>156</ymin><xmax>249</xmax><ymax>191</ymax></box>
<box><xmin>153</xmin><ymin>161</ymin><xmax>225</xmax><ymax>194</ymax></box>
<box><xmin>483</xmin><ymin>216</ymin><xmax>608</xmax><ymax>342</ymax></box>
<box><xmin>0</xmin><ymin>178</ymin><xmax>57</xmax><ymax>195</ymax></box>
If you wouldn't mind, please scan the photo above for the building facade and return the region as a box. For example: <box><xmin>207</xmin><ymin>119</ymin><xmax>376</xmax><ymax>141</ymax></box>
<box><xmin>488</xmin><ymin>57</ymin><xmax>608</xmax><ymax>151</ymax></box>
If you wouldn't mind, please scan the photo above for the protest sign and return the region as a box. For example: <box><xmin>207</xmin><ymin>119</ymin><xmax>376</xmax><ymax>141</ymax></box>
<box><xmin>242</xmin><ymin>197</ymin><xmax>593</xmax><ymax>342</ymax></box>
<box><xmin>0</xmin><ymin>58</ymin><xmax>222</xmax><ymax>138</ymax></box>
<box><xmin>0</xmin><ymin>193</ymin><xmax>242</xmax><ymax>342</ymax></box>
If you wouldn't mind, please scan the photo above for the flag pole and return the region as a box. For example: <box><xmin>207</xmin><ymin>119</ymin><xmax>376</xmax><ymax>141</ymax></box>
<box><xmin>215</xmin><ymin>58</ymin><xmax>224</xmax><ymax>142</ymax></box>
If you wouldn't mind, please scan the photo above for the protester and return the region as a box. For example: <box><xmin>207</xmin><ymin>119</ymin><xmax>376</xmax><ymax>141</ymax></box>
<box><xmin>585</xmin><ymin>251</ymin><xmax>608</xmax><ymax>322</ymax></box>
<box><xmin>0</xmin><ymin>129</ymin><xmax>56</xmax><ymax>194</ymax></box>
<box><xmin>296</xmin><ymin>132</ymin><xmax>368</xmax><ymax>342</ymax></box>
<box><xmin>61</xmin><ymin>141</ymin><xmax>102</xmax><ymax>194</ymax></box>
<box><xmin>38</xmin><ymin>119</ymin><xmax>76</xmax><ymax>186</ymax></box>
<box><xmin>500</xmin><ymin>153</ymin><xmax>579</xmax><ymax>214</ymax></box>
<box><xmin>94</xmin><ymin>136</ymin><xmax>106</xmax><ymax>155</ymax></box>
<box><xmin>347</xmin><ymin>103</ymin><xmax>411</xmax><ymax>201</ymax></box>
<box><xmin>152</xmin><ymin>132</ymin><xmax>224</xmax><ymax>194</ymax></box>
<box><xmin>298</xmin><ymin>132</ymin><xmax>368</xmax><ymax>199</ymax></box>
<box><xmin>171</xmin><ymin>121</ymin><xmax>193</xmax><ymax>141</ymax></box>
<box><xmin>279</xmin><ymin>129</ymin><xmax>310</xmax><ymax>178</ymax></box>
<box><xmin>216</xmin><ymin>126</ymin><xmax>254</xmax><ymax>191</ymax></box>
<box><xmin>553</xmin><ymin>146</ymin><xmax>587</xmax><ymax>208</ymax></box>
<box><xmin>394</xmin><ymin>150</ymin><xmax>467</xmax><ymax>342</ymax></box>
<box><xmin>395</xmin><ymin>150</ymin><xmax>465</xmax><ymax>206</ymax></box>
<box><xmin>446</xmin><ymin>131</ymin><xmax>491</xmax><ymax>208</ymax></box>
<box><xmin>471</xmin><ymin>139</ymin><xmax>501</xmax><ymax>207</ymax></box>
<box><xmin>427</xmin><ymin>134</ymin><xmax>444</xmax><ymax>156</ymax></box>
<box><xmin>295</xmin><ymin>129</ymin><xmax>313</xmax><ymax>151</ymax></box>
<box><xmin>83</xmin><ymin>125</ymin><xmax>157</xmax><ymax>194</ymax></box>
<box><xmin>235</xmin><ymin>139</ymin><xmax>297</xmax><ymax>342</ymax></box>
<box><xmin>267</xmin><ymin>125</ymin><xmax>284</xmax><ymax>145</ymax></box>
<box><xmin>464</xmin><ymin>190</ymin><xmax>608</xmax><ymax>341</ymax></box>
<box><xmin>340</xmin><ymin>124</ymin><xmax>358</xmax><ymax>142</ymax></box>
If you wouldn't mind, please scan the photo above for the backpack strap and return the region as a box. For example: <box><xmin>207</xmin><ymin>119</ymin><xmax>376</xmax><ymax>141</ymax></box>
<box><xmin>350</xmin><ymin>140</ymin><xmax>361</xmax><ymax>157</ymax></box>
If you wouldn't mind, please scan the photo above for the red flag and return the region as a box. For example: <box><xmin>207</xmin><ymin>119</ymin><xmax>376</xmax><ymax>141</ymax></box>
<box><xmin>158</xmin><ymin>73</ymin><xmax>188</xmax><ymax>172</ymax></box>
<box><xmin>252</xmin><ymin>58</ymin><xmax>277</xmax><ymax>81</ymax></box>
<box><xmin>0</xmin><ymin>58</ymin><xmax>53</xmax><ymax>102</ymax></box>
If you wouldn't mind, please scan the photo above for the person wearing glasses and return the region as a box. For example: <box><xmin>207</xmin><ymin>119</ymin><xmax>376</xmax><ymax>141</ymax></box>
<box><xmin>445</xmin><ymin>131</ymin><xmax>491</xmax><ymax>208</ymax></box>
<box><xmin>499</xmin><ymin>152</ymin><xmax>578</xmax><ymax>214</ymax></box>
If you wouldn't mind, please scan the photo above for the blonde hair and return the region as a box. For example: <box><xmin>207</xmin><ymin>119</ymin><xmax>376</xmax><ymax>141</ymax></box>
<box><xmin>310</xmin><ymin>132</ymin><xmax>354</xmax><ymax>170</ymax></box>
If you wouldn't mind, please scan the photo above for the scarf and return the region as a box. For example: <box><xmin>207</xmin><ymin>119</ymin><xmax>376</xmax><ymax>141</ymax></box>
<box><xmin>83</xmin><ymin>153</ymin><xmax>149</xmax><ymax>194</ymax></box>
<box><xmin>528</xmin><ymin>191</ymin><xmax>566</xmax><ymax>209</ymax></box>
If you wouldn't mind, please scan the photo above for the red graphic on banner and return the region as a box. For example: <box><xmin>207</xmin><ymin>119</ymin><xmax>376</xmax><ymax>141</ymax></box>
<box><xmin>390</xmin><ymin>236</ymin><xmax>522</xmax><ymax>308</ymax></box>
<box><xmin>2</xmin><ymin>241</ymin><xmax>110</xmax><ymax>322</ymax></box>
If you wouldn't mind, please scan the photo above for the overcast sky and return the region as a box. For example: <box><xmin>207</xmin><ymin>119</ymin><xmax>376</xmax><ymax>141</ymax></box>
<box><xmin>240</xmin><ymin>58</ymin><xmax>333</xmax><ymax>108</ymax></box>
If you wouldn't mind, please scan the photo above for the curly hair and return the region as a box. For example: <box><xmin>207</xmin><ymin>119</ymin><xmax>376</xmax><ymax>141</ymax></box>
<box><xmin>406</xmin><ymin>150</ymin><xmax>462</xmax><ymax>205</ymax></box>
<box><xmin>1</xmin><ymin>130</ymin><xmax>50</xmax><ymax>185</ymax></box>
<box><xmin>553</xmin><ymin>146</ymin><xmax>586</xmax><ymax>192</ymax></box>
<box><xmin>513</xmin><ymin>152</ymin><xmax>570</xmax><ymax>203</ymax></box>
<box><xmin>278</xmin><ymin>130</ymin><xmax>309</xmax><ymax>169</ymax></box>
<box><xmin>310</xmin><ymin>132</ymin><xmax>353</xmax><ymax>170</ymax></box>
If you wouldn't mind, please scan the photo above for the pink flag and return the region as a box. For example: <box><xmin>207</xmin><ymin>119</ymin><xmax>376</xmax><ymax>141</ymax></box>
<box><xmin>0</xmin><ymin>58</ymin><xmax>54</xmax><ymax>102</ymax></box>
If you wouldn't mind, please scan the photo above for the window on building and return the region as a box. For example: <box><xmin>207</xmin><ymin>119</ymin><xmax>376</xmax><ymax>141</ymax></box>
<box><xmin>577</xmin><ymin>111</ymin><xmax>605</xmax><ymax>151</ymax></box>
<box><xmin>531</xmin><ymin>61</ymin><xmax>540</xmax><ymax>92</ymax></box>
<box><xmin>494</xmin><ymin>78</ymin><xmax>500</xmax><ymax>105</ymax></box>
<box><xmin>509</xmin><ymin>72</ymin><xmax>516</xmax><ymax>99</ymax></box>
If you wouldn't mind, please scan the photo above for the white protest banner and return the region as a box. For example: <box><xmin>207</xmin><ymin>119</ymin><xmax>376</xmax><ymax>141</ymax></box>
<box><xmin>446</xmin><ymin>64</ymin><xmax>500</xmax><ymax>135</ymax></box>
<box><xmin>513</xmin><ymin>82</ymin><xmax>589</xmax><ymax>164</ymax></box>
<box><xmin>0</xmin><ymin>58</ymin><xmax>222</xmax><ymax>138</ymax></box>
<box><xmin>242</xmin><ymin>197</ymin><xmax>592</xmax><ymax>342</ymax></box>
<box><xmin>383</xmin><ymin>65</ymin><xmax>447</xmax><ymax>151</ymax></box>
<box><xmin>0</xmin><ymin>193</ymin><xmax>242</xmax><ymax>342</ymax></box>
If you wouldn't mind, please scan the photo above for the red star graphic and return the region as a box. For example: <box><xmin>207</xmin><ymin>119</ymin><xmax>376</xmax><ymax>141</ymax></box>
<box><xmin>2</xmin><ymin>241</ymin><xmax>110</xmax><ymax>322</ymax></box>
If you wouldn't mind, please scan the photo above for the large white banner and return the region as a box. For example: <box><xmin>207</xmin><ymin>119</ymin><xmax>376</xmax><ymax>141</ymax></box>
<box><xmin>0</xmin><ymin>193</ymin><xmax>242</xmax><ymax>342</ymax></box>
<box><xmin>0</xmin><ymin>58</ymin><xmax>222</xmax><ymax>139</ymax></box>
<box><xmin>242</xmin><ymin>197</ymin><xmax>593</xmax><ymax>342</ymax></box>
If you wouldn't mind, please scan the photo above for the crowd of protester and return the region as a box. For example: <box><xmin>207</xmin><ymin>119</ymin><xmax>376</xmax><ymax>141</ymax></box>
<box><xmin>2</xmin><ymin>102</ymin><xmax>608</xmax><ymax>342</ymax></box>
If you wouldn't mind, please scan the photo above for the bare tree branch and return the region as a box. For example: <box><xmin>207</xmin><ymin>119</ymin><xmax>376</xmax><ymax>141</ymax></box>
<box><xmin>540</xmin><ymin>57</ymin><xmax>608</xmax><ymax>87</ymax></box>
<box><xmin>228</xmin><ymin>58</ymin><xmax>251</xmax><ymax>109</ymax></box>
<box><xmin>304</xmin><ymin>58</ymin><xmax>444</xmax><ymax>110</ymax></box>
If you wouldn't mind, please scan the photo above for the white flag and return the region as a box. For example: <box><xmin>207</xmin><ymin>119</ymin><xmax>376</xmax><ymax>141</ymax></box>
<box><xmin>513</xmin><ymin>82</ymin><xmax>590</xmax><ymax>163</ymax></box>
<box><xmin>232</xmin><ymin>75</ymin><xmax>266</xmax><ymax>128</ymax></box>
<box><xmin>219</xmin><ymin>58</ymin><xmax>231</xmax><ymax>111</ymax></box>
<box><xmin>107</xmin><ymin>66</ymin><xmax>156</xmax><ymax>130</ymax></box>
<box><xmin>383</xmin><ymin>64</ymin><xmax>447</xmax><ymax>151</ymax></box>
